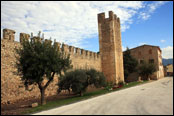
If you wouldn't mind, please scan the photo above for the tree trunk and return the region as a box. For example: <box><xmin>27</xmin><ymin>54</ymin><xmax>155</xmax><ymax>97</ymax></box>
<box><xmin>147</xmin><ymin>75</ymin><xmax>150</xmax><ymax>81</ymax></box>
<box><xmin>68</xmin><ymin>88</ymin><xmax>71</xmax><ymax>95</ymax></box>
<box><xmin>138</xmin><ymin>76</ymin><xmax>141</xmax><ymax>82</ymax></box>
<box><xmin>38</xmin><ymin>73</ymin><xmax>55</xmax><ymax>105</ymax></box>
<box><xmin>40</xmin><ymin>88</ymin><xmax>46</xmax><ymax>105</ymax></box>
<box><xmin>80</xmin><ymin>91</ymin><xmax>83</xmax><ymax>97</ymax></box>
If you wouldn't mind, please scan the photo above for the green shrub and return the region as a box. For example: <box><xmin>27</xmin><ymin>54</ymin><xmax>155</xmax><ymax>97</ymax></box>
<box><xmin>94</xmin><ymin>72</ymin><xmax>107</xmax><ymax>88</ymax></box>
<box><xmin>137</xmin><ymin>61</ymin><xmax>156</xmax><ymax>80</ymax></box>
<box><xmin>70</xmin><ymin>69</ymin><xmax>88</xmax><ymax>96</ymax></box>
<box><xmin>105</xmin><ymin>82</ymin><xmax>114</xmax><ymax>90</ymax></box>
<box><xmin>58</xmin><ymin>69</ymin><xmax>107</xmax><ymax>96</ymax></box>
<box><xmin>123</xmin><ymin>47</ymin><xmax>138</xmax><ymax>81</ymax></box>
<box><xmin>86</xmin><ymin>69</ymin><xmax>106</xmax><ymax>88</ymax></box>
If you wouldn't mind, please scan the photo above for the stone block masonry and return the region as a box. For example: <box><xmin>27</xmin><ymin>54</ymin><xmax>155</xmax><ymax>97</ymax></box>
<box><xmin>1</xmin><ymin>39</ymin><xmax>60</xmax><ymax>104</ymax></box>
<box><xmin>98</xmin><ymin>11</ymin><xmax>124</xmax><ymax>84</ymax></box>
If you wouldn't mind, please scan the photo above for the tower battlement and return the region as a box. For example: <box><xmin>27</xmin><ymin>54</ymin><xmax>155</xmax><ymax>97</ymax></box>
<box><xmin>20</xmin><ymin>33</ymin><xmax>30</xmax><ymax>43</ymax></box>
<box><xmin>98</xmin><ymin>11</ymin><xmax>120</xmax><ymax>24</ymax></box>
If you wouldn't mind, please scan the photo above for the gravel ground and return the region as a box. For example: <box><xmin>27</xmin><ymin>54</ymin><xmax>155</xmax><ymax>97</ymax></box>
<box><xmin>1</xmin><ymin>86</ymin><xmax>100</xmax><ymax>115</ymax></box>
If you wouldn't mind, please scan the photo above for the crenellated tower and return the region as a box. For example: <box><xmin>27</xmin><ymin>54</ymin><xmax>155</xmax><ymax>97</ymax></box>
<box><xmin>98</xmin><ymin>11</ymin><xmax>124</xmax><ymax>84</ymax></box>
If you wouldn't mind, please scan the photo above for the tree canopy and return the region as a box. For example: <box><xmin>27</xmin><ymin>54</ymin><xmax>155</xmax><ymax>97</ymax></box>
<box><xmin>123</xmin><ymin>47</ymin><xmax>138</xmax><ymax>81</ymax></box>
<box><xmin>15</xmin><ymin>36</ymin><xmax>72</xmax><ymax>105</ymax></box>
<box><xmin>58</xmin><ymin>69</ymin><xmax>106</xmax><ymax>96</ymax></box>
<box><xmin>137</xmin><ymin>61</ymin><xmax>156</xmax><ymax>80</ymax></box>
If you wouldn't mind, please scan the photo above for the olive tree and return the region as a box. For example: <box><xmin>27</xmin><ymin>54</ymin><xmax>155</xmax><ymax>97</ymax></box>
<box><xmin>58</xmin><ymin>69</ymin><xmax>106</xmax><ymax>96</ymax></box>
<box><xmin>15</xmin><ymin>36</ymin><xmax>72</xmax><ymax>105</ymax></box>
<box><xmin>137</xmin><ymin>61</ymin><xmax>156</xmax><ymax>80</ymax></box>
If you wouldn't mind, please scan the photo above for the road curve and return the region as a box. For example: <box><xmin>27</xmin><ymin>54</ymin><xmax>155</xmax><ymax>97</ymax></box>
<box><xmin>33</xmin><ymin>77</ymin><xmax>173</xmax><ymax>115</ymax></box>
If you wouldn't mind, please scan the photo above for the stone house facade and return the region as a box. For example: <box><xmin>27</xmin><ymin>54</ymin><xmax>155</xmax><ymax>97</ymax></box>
<box><xmin>126</xmin><ymin>45</ymin><xmax>164</xmax><ymax>82</ymax></box>
<box><xmin>164</xmin><ymin>64</ymin><xmax>173</xmax><ymax>76</ymax></box>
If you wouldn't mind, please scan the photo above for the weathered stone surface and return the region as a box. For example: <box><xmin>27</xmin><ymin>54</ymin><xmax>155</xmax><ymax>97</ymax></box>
<box><xmin>98</xmin><ymin>11</ymin><xmax>124</xmax><ymax>84</ymax></box>
<box><xmin>31</xmin><ymin>102</ymin><xmax>38</xmax><ymax>108</ymax></box>
<box><xmin>3</xmin><ymin>28</ymin><xmax>15</xmax><ymax>41</ymax></box>
<box><xmin>126</xmin><ymin>45</ymin><xmax>164</xmax><ymax>82</ymax></box>
<box><xmin>20</xmin><ymin>104</ymin><xmax>29</xmax><ymax>108</ymax></box>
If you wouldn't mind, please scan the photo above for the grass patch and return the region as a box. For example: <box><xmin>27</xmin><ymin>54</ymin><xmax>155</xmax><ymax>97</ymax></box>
<box><xmin>23</xmin><ymin>80</ymin><xmax>149</xmax><ymax>114</ymax></box>
<box><xmin>121</xmin><ymin>80</ymin><xmax>148</xmax><ymax>89</ymax></box>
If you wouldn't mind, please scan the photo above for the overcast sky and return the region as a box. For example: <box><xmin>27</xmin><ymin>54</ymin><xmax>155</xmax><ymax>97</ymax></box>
<box><xmin>1</xmin><ymin>1</ymin><xmax>173</xmax><ymax>59</ymax></box>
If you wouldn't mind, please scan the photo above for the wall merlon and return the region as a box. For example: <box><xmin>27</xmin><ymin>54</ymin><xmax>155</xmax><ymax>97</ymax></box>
<box><xmin>20</xmin><ymin>33</ymin><xmax>30</xmax><ymax>43</ymax></box>
<box><xmin>69</xmin><ymin>46</ymin><xmax>74</xmax><ymax>54</ymax></box>
<box><xmin>62</xmin><ymin>44</ymin><xmax>69</xmax><ymax>53</ymax></box>
<box><xmin>62</xmin><ymin>43</ymin><xmax>69</xmax><ymax>48</ymax></box>
<box><xmin>3</xmin><ymin>28</ymin><xmax>16</xmax><ymax>41</ymax></box>
<box><xmin>54</xmin><ymin>42</ymin><xmax>61</xmax><ymax>50</ymax></box>
<box><xmin>89</xmin><ymin>51</ymin><xmax>93</xmax><ymax>57</ymax></box>
<box><xmin>75</xmin><ymin>47</ymin><xmax>81</xmax><ymax>55</ymax></box>
<box><xmin>97</xmin><ymin>53</ymin><xmax>100</xmax><ymax>58</ymax></box>
<box><xmin>92</xmin><ymin>52</ymin><xmax>96</xmax><ymax>59</ymax></box>
<box><xmin>114</xmin><ymin>14</ymin><xmax>117</xmax><ymax>20</ymax></box>
<box><xmin>45</xmin><ymin>39</ymin><xmax>52</xmax><ymax>45</ymax></box>
<box><xmin>109</xmin><ymin>11</ymin><xmax>114</xmax><ymax>20</ymax></box>
<box><xmin>98</xmin><ymin>12</ymin><xmax>105</xmax><ymax>23</ymax></box>
<box><xmin>85</xmin><ymin>50</ymin><xmax>90</xmax><ymax>56</ymax></box>
<box><xmin>117</xmin><ymin>17</ymin><xmax>120</xmax><ymax>23</ymax></box>
<box><xmin>94</xmin><ymin>53</ymin><xmax>97</xmax><ymax>59</ymax></box>
<box><xmin>32</xmin><ymin>36</ymin><xmax>41</xmax><ymax>43</ymax></box>
<box><xmin>80</xmin><ymin>49</ymin><xmax>85</xmax><ymax>55</ymax></box>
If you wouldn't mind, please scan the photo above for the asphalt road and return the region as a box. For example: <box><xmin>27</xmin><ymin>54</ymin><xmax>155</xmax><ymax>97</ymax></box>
<box><xmin>33</xmin><ymin>77</ymin><xmax>173</xmax><ymax>115</ymax></box>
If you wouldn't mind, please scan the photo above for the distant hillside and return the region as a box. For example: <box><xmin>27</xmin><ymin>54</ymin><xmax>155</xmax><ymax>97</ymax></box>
<box><xmin>162</xmin><ymin>58</ymin><xmax>173</xmax><ymax>66</ymax></box>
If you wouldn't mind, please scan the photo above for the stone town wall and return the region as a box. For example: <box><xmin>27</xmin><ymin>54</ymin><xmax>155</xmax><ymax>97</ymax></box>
<box><xmin>1</xmin><ymin>31</ymin><xmax>101</xmax><ymax>104</ymax></box>
<box><xmin>59</xmin><ymin>43</ymin><xmax>101</xmax><ymax>71</ymax></box>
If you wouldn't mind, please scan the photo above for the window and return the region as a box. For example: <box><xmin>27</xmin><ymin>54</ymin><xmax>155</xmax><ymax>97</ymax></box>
<box><xmin>149</xmin><ymin>59</ymin><xmax>154</xmax><ymax>64</ymax></box>
<box><xmin>138</xmin><ymin>51</ymin><xmax>141</xmax><ymax>55</ymax></box>
<box><xmin>149</xmin><ymin>49</ymin><xmax>152</xmax><ymax>54</ymax></box>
